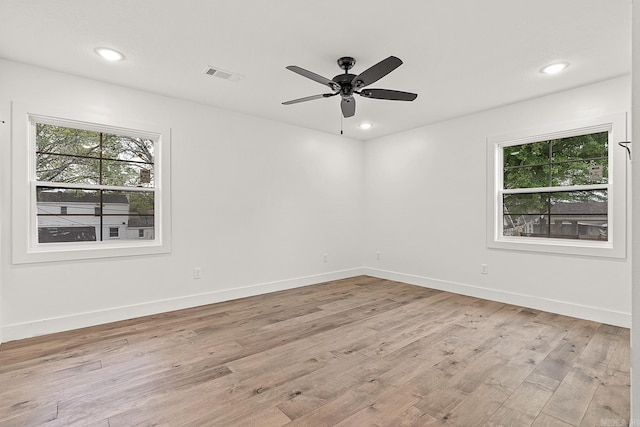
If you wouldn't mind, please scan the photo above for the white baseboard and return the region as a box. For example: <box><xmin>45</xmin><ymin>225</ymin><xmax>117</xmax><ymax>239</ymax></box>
<box><xmin>364</xmin><ymin>267</ymin><xmax>631</xmax><ymax>328</ymax></box>
<box><xmin>3</xmin><ymin>266</ymin><xmax>629</xmax><ymax>343</ymax></box>
<box><xmin>1</xmin><ymin>268</ymin><xmax>367</xmax><ymax>343</ymax></box>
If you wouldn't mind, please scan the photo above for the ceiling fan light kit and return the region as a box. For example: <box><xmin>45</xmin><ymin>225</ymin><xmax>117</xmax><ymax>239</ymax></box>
<box><xmin>283</xmin><ymin>56</ymin><xmax>418</xmax><ymax>119</ymax></box>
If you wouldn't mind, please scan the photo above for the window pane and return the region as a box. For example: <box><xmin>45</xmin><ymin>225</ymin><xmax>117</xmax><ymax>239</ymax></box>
<box><xmin>549</xmin><ymin>215</ymin><xmax>607</xmax><ymax>241</ymax></box>
<box><xmin>99</xmin><ymin>192</ymin><xmax>130</xmax><ymax>216</ymax></box>
<box><xmin>503</xmin><ymin>193</ymin><xmax>548</xmax><ymax>215</ymax></box>
<box><xmin>100</xmin><ymin>216</ymin><xmax>154</xmax><ymax>240</ymax></box>
<box><xmin>37</xmin><ymin>188</ymin><xmax>100</xmax><ymax>216</ymax></box>
<box><xmin>503</xmin><ymin>190</ymin><xmax>607</xmax><ymax>240</ymax></box>
<box><xmin>102</xmin><ymin>133</ymin><xmax>154</xmax><ymax>163</ymax></box>
<box><xmin>38</xmin><ymin>223</ymin><xmax>98</xmax><ymax>243</ymax></box>
<box><xmin>503</xmin><ymin>165</ymin><xmax>550</xmax><ymax>189</ymax></box>
<box><xmin>101</xmin><ymin>160</ymin><xmax>154</xmax><ymax>187</ymax></box>
<box><xmin>37</xmin><ymin>188</ymin><xmax>155</xmax><ymax>242</ymax></box>
<box><xmin>37</xmin><ymin>188</ymin><xmax>100</xmax><ymax>243</ymax></box>
<box><xmin>503</xmin><ymin>132</ymin><xmax>609</xmax><ymax>190</ymax></box>
<box><xmin>103</xmin><ymin>190</ymin><xmax>155</xmax><ymax>241</ymax></box>
<box><xmin>36</xmin><ymin>124</ymin><xmax>100</xmax><ymax>157</ymax></box>
<box><xmin>551</xmin><ymin>160</ymin><xmax>608</xmax><ymax>186</ymax></box>
<box><xmin>503</xmin><ymin>214</ymin><xmax>545</xmax><ymax>237</ymax></box>
<box><xmin>502</xmin><ymin>193</ymin><xmax>549</xmax><ymax>237</ymax></box>
<box><xmin>551</xmin><ymin>132</ymin><xmax>608</xmax><ymax>161</ymax></box>
<box><xmin>102</xmin><ymin>190</ymin><xmax>154</xmax><ymax>215</ymax></box>
<box><xmin>549</xmin><ymin>189</ymin><xmax>608</xmax><ymax>209</ymax></box>
<box><xmin>36</xmin><ymin>153</ymin><xmax>100</xmax><ymax>184</ymax></box>
<box><xmin>503</xmin><ymin>141</ymin><xmax>549</xmax><ymax>167</ymax></box>
<box><xmin>36</xmin><ymin>125</ymin><xmax>154</xmax><ymax>187</ymax></box>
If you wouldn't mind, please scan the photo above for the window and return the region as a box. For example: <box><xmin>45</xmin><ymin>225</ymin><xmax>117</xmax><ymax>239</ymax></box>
<box><xmin>11</xmin><ymin>101</ymin><xmax>171</xmax><ymax>263</ymax></box>
<box><xmin>487</xmin><ymin>113</ymin><xmax>627</xmax><ymax>258</ymax></box>
<box><xmin>502</xmin><ymin>132</ymin><xmax>608</xmax><ymax>241</ymax></box>
<box><xmin>35</xmin><ymin>122</ymin><xmax>154</xmax><ymax>243</ymax></box>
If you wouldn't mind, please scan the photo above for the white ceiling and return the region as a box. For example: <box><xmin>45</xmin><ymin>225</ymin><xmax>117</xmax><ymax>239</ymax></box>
<box><xmin>0</xmin><ymin>0</ymin><xmax>631</xmax><ymax>140</ymax></box>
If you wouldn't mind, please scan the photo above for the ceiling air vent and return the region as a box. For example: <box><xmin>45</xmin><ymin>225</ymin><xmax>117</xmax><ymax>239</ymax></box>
<box><xmin>202</xmin><ymin>66</ymin><xmax>244</xmax><ymax>82</ymax></box>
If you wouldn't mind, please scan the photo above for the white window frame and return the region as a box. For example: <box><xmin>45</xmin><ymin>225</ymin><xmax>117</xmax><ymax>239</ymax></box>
<box><xmin>11</xmin><ymin>101</ymin><xmax>172</xmax><ymax>263</ymax></box>
<box><xmin>486</xmin><ymin>113</ymin><xmax>627</xmax><ymax>258</ymax></box>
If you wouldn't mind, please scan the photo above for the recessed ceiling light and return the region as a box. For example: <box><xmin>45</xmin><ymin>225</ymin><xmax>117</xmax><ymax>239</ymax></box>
<box><xmin>94</xmin><ymin>47</ymin><xmax>124</xmax><ymax>62</ymax></box>
<box><xmin>541</xmin><ymin>62</ymin><xmax>569</xmax><ymax>75</ymax></box>
<box><xmin>359</xmin><ymin>123</ymin><xmax>373</xmax><ymax>130</ymax></box>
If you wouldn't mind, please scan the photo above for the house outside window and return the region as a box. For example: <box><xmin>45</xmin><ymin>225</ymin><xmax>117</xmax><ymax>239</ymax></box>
<box><xmin>487</xmin><ymin>113</ymin><xmax>627</xmax><ymax>258</ymax></box>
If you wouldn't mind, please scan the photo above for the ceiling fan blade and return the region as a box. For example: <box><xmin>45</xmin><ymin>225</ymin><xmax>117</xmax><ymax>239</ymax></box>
<box><xmin>282</xmin><ymin>93</ymin><xmax>335</xmax><ymax>105</ymax></box>
<box><xmin>341</xmin><ymin>96</ymin><xmax>355</xmax><ymax>118</ymax></box>
<box><xmin>351</xmin><ymin>56</ymin><xmax>403</xmax><ymax>88</ymax></box>
<box><xmin>286</xmin><ymin>65</ymin><xmax>338</xmax><ymax>89</ymax></box>
<box><xmin>359</xmin><ymin>89</ymin><xmax>418</xmax><ymax>101</ymax></box>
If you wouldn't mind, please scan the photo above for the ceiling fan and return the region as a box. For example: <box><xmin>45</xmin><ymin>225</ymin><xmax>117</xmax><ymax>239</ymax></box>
<box><xmin>282</xmin><ymin>56</ymin><xmax>418</xmax><ymax>118</ymax></box>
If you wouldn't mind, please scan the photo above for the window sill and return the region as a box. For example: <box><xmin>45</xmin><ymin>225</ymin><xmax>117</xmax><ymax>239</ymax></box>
<box><xmin>488</xmin><ymin>235</ymin><xmax>623</xmax><ymax>258</ymax></box>
<box><xmin>14</xmin><ymin>239</ymin><xmax>170</xmax><ymax>264</ymax></box>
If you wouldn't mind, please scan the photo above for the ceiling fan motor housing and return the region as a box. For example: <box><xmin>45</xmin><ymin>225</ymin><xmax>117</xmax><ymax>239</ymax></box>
<box><xmin>332</xmin><ymin>73</ymin><xmax>357</xmax><ymax>97</ymax></box>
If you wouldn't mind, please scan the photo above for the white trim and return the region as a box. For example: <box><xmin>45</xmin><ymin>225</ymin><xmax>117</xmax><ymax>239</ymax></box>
<box><xmin>496</xmin><ymin>122</ymin><xmax>616</xmax><ymax>147</ymax></box>
<box><xmin>11</xmin><ymin>101</ymin><xmax>172</xmax><ymax>263</ymax></box>
<box><xmin>502</xmin><ymin>184</ymin><xmax>608</xmax><ymax>195</ymax></box>
<box><xmin>364</xmin><ymin>267</ymin><xmax>630</xmax><ymax>328</ymax></box>
<box><xmin>31</xmin><ymin>113</ymin><xmax>158</xmax><ymax>140</ymax></box>
<box><xmin>486</xmin><ymin>112</ymin><xmax>627</xmax><ymax>258</ymax></box>
<box><xmin>35</xmin><ymin>181</ymin><xmax>156</xmax><ymax>193</ymax></box>
<box><xmin>0</xmin><ymin>268</ymin><xmax>366</xmax><ymax>343</ymax></box>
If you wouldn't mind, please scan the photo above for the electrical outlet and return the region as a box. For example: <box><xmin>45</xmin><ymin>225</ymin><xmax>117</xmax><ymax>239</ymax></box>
<box><xmin>323</xmin><ymin>254</ymin><xmax>328</xmax><ymax>263</ymax></box>
<box><xmin>376</xmin><ymin>251</ymin><xmax>381</xmax><ymax>260</ymax></box>
<box><xmin>193</xmin><ymin>267</ymin><xmax>201</xmax><ymax>279</ymax></box>
<box><xmin>481</xmin><ymin>264</ymin><xmax>488</xmax><ymax>274</ymax></box>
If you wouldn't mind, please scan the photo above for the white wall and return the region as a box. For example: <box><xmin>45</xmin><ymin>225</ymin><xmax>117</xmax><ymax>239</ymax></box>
<box><xmin>0</xmin><ymin>59</ymin><xmax>632</xmax><ymax>344</ymax></box>
<box><xmin>363</xmin><ymin>76</ymin><xmax>632</xmax><ymax>327</ymax></box>
<box><xmin>0</xmin><ymin>59</ymin><xmax>365</xmax><ymax>341</ymax></box>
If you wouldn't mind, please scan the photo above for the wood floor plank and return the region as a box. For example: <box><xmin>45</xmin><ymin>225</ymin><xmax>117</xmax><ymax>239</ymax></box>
<box><xmin>413</xmin><ymin>386</ymin><xmax>469</xmax><ymax>420</ymax></box>
<box><xmin>542</xmin><ymin>365</ymin><xmax>602</xmax><ymax>425</ymax></box>
<box><xmin>389</xmin><ymin>405</ymin><xmax>436</xmax><ymax>426</ymax></box>
<box><xmin>0</xmin><ymin>275</ymin><xmax>629</xmax><ymax>426</ymax></box>
<box><xmin>333</xmin><ymin>386</ymin><xmax>421</xmax><ymax>426</ymax></box>
<box><xmin>531</xmin><ymin>412</ymin><xmax>576</xmax><ymax>427</ymax></box>
<box><xmin>434</xmin><ymin>383</ymin><xmax>510</xmax><ymax>427</ymax></box>
<box><xmin>579</xmin><ymin>368</ymin><xmax>631</xmax><ymax>427</ymax></box>
<box><xmin>486</xmin><ymin>405</ymin><xmax>536</xmax><ymax>427</ymax></box>
<box><xmin>501</xmin><ymin>380</ymin><xmax>554</xmax><ymax>417</ymax></box>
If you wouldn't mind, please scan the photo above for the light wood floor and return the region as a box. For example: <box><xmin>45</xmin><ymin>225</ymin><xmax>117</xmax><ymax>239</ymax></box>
<box><xmin>0</xmin><ymin>276</ymin><xmax>630</xmax><ymax>426</ymax></box>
